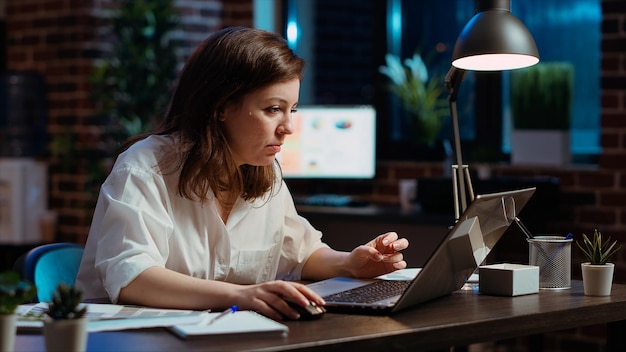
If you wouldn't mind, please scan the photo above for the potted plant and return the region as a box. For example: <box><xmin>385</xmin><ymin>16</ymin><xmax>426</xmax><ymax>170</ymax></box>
<box><xmin>576</xmin><ymin>229</ymin><xmax>622</xmax><ymax>296</ymax></box>
<box><xmin>510</xmin><ymin>62</ymin><xmax>574</xmax><ymax>166</ymax></box>
<box><xmin>0</xmin><ymin>271</ymin><xmax>37</xmax><ymax>352</ymax></box>
<box><xmin>85</xmin><ymin>0</ymin><xmax>177</xmax><ymax>188</ymax></box>
<box><xmin>379</xmin><ymin>52</ymin><xmax>448</xmax><ymax>147</ymax></box>
<box><xmin>42</xmin><ymin>284</ymin><xmax>89</xmax><ymax>352</ymax></box>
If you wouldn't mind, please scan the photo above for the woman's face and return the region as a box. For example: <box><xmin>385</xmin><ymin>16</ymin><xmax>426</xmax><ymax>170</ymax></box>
<box><xmin>222</xmin><ymin>78</ymin><xmax>299</xmax><ymax>166</ymax></box>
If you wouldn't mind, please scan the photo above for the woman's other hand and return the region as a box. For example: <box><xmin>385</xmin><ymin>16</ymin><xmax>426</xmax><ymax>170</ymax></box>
<box><xmin>346</xmin><ymin>232</ymin><xmax>409</xmax><ymax>278</ymax></box>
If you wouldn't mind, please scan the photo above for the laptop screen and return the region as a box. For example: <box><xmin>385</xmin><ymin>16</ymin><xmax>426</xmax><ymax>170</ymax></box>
<box><xmin>307</xmin><ymin>187</ymin><xmax>536</xmax><ymax>314</ymax></box>
<box><xmin>393</xmin><ymin>187</ymin><xmax>536</xmax><ymax>312</ymax></box>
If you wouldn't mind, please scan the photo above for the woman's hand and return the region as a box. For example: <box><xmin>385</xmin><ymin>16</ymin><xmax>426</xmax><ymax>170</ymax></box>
<box><xmin>345</xmin><ymin>232</ymin><xmax>409</xmax><ymax>278</ymax></box>
<box><xmin>118</xmin><ymin>267</ymin><xmax>323</xmax><ymax>321</ymax></box>
<box><xmin>231</xmin><ymin>280</ymin><xmax>324</xmax><ymax>321</ymax></box>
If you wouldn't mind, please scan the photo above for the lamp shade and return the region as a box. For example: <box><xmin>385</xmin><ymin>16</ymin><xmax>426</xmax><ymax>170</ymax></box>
<box><xmin>452</xmin><ymin>0</ymin><xmax>539</xmax><ymax>71</ymax></box>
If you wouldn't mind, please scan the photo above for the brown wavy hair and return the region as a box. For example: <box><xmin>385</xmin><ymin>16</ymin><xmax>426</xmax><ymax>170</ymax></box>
<box><xmin>119</xmin><ymin>26</ymin><xmax>305</xmax><ymax>205</ymax></box>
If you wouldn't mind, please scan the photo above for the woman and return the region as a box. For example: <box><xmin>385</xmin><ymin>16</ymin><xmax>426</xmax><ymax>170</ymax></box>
<box><xmin>76</xmin><ymin>26</ymin><xmax>408</xmax><ymax>321</ymax></box>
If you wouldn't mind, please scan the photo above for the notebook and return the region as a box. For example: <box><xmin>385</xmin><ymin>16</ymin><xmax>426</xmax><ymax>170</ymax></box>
<box><xmin>169</xmin><ymin>311</ymin><xmax>289</xmax><ymax>339</ymax></box>
<box><xmin>307</xmin><ymin>187</ymin><xmax>536</xmax><ymax>314</ymax></box>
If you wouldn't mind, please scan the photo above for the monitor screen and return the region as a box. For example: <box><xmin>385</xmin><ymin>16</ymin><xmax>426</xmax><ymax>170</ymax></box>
<box><xmin>277</xmin><ymin>105</ymin><xmax>376</xmax><ymax>179</ymax></box>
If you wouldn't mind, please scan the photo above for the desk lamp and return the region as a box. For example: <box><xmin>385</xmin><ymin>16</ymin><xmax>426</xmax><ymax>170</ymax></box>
<box><xmin>445</xmin><ymin>0</ymin><xmax>539</xmax><ymax>221</ymax></box>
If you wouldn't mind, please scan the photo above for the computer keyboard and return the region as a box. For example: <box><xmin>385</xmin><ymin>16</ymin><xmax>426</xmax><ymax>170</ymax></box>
<box><xmin>322</xmin><ymin>280</ymin><xmax>411</xmax><ymax>304</ymax></box>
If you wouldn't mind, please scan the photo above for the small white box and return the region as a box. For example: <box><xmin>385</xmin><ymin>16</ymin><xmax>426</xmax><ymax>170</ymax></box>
<box><xmin>479</xmin><ymin>263</ymin><xmax>539</xmax><ymax>296</ymax></box>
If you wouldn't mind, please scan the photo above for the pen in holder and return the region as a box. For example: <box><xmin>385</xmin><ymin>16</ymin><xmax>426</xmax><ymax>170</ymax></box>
<box><xmin>528</xmin><ymin>235</ymin><xmax>573</xmax><ymax>290</ymax></box>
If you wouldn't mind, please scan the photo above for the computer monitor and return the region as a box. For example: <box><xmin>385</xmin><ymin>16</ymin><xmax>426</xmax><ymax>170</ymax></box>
<box><xmin>277</xmin><ymin>105</ymin><xmax>376</xmax><ymax>179</ymax></box>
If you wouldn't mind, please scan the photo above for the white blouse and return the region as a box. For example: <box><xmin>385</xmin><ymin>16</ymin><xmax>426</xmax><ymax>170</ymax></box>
<box><xmin>75</xmin><ymin>135</ymin><xmax>328</xmax><ymax>302</ymax></box>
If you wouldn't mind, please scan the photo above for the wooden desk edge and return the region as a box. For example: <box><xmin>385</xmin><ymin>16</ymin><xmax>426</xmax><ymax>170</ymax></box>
<box><xmin>14</xmin><ymin>281</ymin><xmax>626</xmax><ymax>352</ymax></box>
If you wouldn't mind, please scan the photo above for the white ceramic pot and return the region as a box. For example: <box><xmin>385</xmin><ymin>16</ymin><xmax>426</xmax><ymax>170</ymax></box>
<box><xmin>0</xmin><ymin>313</ymin><xmax>17</xmax><ymax>352</ymax></box>
<box><xmin>511</xmin><ymin>130</ymin><xmax>571</xmax><ymax>166</ymax></box>
<box><xmin>43</xmin><ymin>317</ymin><xmax>88</xmax><ymax>352</ymax></box>
<box><xmin>581</xmin><ymin>262</ymin><xmax>615</xmax><ymax>296</ymax></box>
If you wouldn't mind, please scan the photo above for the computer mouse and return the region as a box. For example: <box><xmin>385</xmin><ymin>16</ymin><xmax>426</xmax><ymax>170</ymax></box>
<box><xmin>285</xmin><ymin>299</ymin><xmax>326</xmax><ymax>320</ymax></box>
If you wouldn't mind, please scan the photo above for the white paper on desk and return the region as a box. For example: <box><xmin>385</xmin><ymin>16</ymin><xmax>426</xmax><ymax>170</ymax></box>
<box><xmin>169</xmin><ymin>311</ymin><xmax>289</xmax><ymax>339</ymax></box>
<box><xmin>377</xmin><ymin>268</ymin><xmax>421</xmax><ymax>280</ymax></box>
<box><xmin>89</xmin><ymin>314</ymin><xmax>203</xmax><ymax>332</ymax></box>
<box><xmin>377</xmin><ymin>267</ymin><xmax>479</xmax><ymax>283</ymax></box>
<box><xmin>16</xmin><ymin>303</ymin><xmax>204</xmax><ymax>332</ymax></box>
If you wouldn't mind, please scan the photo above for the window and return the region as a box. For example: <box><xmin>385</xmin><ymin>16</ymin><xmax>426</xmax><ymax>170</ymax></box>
<box><xmin>505</xmin><ymin>0</ymin><xmax>601</xmax><ymax>160</ymax></box>
<box><xmin>280</xmin><ymin>0</ymin><xmax>601</xmax><ymax>163</ymax></box>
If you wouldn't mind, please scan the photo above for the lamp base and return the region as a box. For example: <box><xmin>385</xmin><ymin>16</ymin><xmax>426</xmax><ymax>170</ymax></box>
<box><xmin>452</xmin><ymin>164</ymin><xmax>475</xmax><ymax>221</ymax></box>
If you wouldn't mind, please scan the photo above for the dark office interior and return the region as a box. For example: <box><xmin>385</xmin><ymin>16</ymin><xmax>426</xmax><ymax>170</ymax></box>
<box><xmin>1</xmin><ymin>1</ymin><xmax>626</xmax><ymax>351</ymax></box>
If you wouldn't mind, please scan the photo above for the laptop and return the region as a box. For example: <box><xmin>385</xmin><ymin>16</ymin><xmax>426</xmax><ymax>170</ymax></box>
<box><xmin>307</xmin><ymin>187</ymin><xmax>536</xmax><ymax>314</ymax></box>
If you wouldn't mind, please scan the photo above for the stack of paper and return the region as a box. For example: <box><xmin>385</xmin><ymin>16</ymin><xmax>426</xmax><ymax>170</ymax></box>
<box><xmin>17</xmin><ymin>303</ymin><xmax>289</xmax><ymax>337</ymax></box>
<box><xmin>16</xmin><ymin>303</ymin><xmax>203</xmax><ymax>332</ymax></box>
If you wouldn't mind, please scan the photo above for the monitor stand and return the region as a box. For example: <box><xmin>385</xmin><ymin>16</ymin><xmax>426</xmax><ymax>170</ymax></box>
<box><xmin>295</xmin><ymin>193</ymin><xmax>355</xmax><ymax>207</ymax></box>
<box><xmin>287</xmin><ymin>179</ymin><xmax>370</xmax><ymax>207</ymax></box>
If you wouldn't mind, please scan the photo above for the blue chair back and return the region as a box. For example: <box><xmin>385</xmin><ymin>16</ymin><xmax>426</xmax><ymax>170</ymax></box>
<box><xmin>23</xmin><ymin>242</ymin><xmax>84</xmax><ymax>302</ymax></box>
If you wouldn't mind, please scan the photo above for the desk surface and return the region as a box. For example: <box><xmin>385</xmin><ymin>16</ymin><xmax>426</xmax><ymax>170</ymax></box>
<box><xmin>15</xmin><ymin>280</ymin><xmax>626</xmax><ymax>351</ymax></box>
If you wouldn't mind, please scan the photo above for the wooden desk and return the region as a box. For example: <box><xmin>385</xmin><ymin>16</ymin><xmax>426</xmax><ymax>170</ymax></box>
<box><xmin>14</xmin><ymin>280</ymin><xmax>626</xmax><ymax>351</ymax></box>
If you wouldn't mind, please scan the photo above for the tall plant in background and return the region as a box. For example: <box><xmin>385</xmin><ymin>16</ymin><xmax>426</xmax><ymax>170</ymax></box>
<box><xmin>379</xmin><ymin>53</ymin><xmax>448</xmax><ymax>146</ymax></box>
<box><xmin>86</xmin><ymin>0</ymin><xmax>179</xmax><ymax>188</ymax></box>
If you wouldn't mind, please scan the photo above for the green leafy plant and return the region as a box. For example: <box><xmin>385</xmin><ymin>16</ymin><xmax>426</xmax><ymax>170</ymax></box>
<box><xmin>48</xmin><ymin>0</ymin><xmax>181</xmax><ymax>196</ymax></box>
<box><xmin>45</xmin><ymin>284</ymin><xmax>87</xmax><ymax>320</ymax></box>
<box><xmin>576</xmin><ymin>229</ymin><xmax>622</xmax><ymax>265</ymax></box>
<box><xmin>511</xmin><ymin>62</ymin><xmax>574</xmax><ymax>130</ymax></box>
<box><xmin>379</xmin><ymin>52</ymin><xmax>448</xmax><ymax>145</ymax></box>
<box><xmin>0</xmin><ymin>271</ymin><xmax>37</xmax><ymax>315</ymax></box>
<box><xmin>90</xmin><ymin>0</ymin><xmax>179</xmax><ymax>138</ymax></box>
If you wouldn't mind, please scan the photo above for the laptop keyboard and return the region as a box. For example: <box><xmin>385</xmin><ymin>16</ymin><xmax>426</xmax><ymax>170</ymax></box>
<box><xmin>322</xmin><ymin>280</ymin><xmax>412</xmax><ymax>304</ymax></box>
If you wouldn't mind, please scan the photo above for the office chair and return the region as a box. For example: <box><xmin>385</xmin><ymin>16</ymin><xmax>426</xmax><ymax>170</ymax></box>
<box><xmin>20</xmin><ymin>242</ymin><xmax>85</xmax><ymax>302</ymax></box>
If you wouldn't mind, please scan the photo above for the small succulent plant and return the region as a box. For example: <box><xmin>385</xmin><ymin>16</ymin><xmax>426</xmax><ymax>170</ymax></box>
<box><xmin>0</xmin><ymin>271</ymin><xmax>37</xmax><ymax>315</ymax></box>
<box><xmin>576</xmin><ymin>229</ymin><xmax>622</xmax><ymax>265</ymax></box>
<box><xmin>45</xmin><ymin>284</ymin><xmax>87</xmax><ymax>320</ymax></box>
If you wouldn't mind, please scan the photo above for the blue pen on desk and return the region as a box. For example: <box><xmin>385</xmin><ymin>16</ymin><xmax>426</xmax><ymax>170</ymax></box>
<box><xmin>201</xmin><ymin>305</ymin><xmax>238</xmax><ymax>326</ymax></box>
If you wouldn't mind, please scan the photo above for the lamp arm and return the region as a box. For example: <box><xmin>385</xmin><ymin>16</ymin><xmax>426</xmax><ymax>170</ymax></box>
<box><xmin>445</xmin><ymin>66</ymin><xmax>466</xmax><ymax>168</ymax></box>
<box><xmin>444</xmin><ymin>66</ymin><xmax>474</xmax><ymax>220</ymax></box>
<box><xmin>445</xmin><ymin>66</ymin><xmax>467</xmax><ymax>104</ymax></box>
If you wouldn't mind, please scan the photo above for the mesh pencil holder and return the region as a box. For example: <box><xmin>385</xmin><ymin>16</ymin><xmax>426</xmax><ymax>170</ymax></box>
<box><xmin>528</xmin><ymin>235</ymin><xmax>572</xmax><ymax>290</ymax></box>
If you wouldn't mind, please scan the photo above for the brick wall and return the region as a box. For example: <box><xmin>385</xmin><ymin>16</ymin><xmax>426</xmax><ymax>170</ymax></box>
<box><xmin>598</xmin><ymin>0</ymin><xmax>626</xmax><ymax>255</ymax></box>
<box><xmin>4</xmin><ymin>0</ymin><xmax>251</xmax><ymax>244</ymax></box>
<box><xmin>3</xmin><ymin>0</ymin><xmax>624</xmax><ymax>350</ymax></box>
<box><xmin>6</xmin><ymin>0</ymin><xmax>104</xmax><ymax>244</ymax></box>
